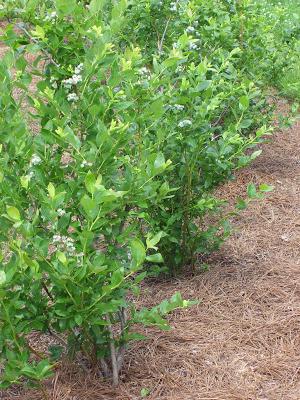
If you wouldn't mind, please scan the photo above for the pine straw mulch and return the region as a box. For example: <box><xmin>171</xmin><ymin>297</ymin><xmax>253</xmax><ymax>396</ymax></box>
<box><xmin>0</xmin><ymin>28</ymin><xmax>299</xmax><ymax>398</ymax></box>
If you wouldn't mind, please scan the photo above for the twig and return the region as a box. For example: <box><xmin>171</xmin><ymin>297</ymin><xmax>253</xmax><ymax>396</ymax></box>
<box><xmin>15</xmin><ymin>22</ymin><xmax>60</xmax><ymax>67</ymax></box>
<box><xmin>26</xmin><ymin>340</ymin><xmax>46</xmax><ymax>360</ymax></box>
<box><xmin>158</xmin><ymin>0</ymin><xmax>180</xmax><ymax>54</ymax></box>
<box><xmin>42</xmin><ymin>281</ymin><xmax>54</xmax><ymax>301</ymax></box>
<box><xmin>117</xmin><ymin>308</ymin><xmax>128</xmax><ymax>373</ymax></box>
<box><xmin>106</xmin><ymin>316</ymin><xmax>119</xmax><ymax>386</ymax></box>
<box><xmin>100</xmin><ymin>358</ymin><xmax>110</xmax><ymax>378</ymax></box>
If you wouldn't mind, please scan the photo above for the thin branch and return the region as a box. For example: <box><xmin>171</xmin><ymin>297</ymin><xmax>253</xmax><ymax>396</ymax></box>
<box><xmin>42</xmin><ymin>281</ymin><xmax>54</xmax><ymax>301</ymax></box>
<box><xmin>158</xmin><ymin>0</ymin><xmax>180</xmax><ymax>53</ymax></box>
<box><xmin>100</xmin><ymin>358</ymin><xmax>110</xmax><ymax>378</ymax></box>
<box><xmin>106</xmin><ymin>316</ymin><xmax>119</xmax><ymax>386</ymax></box>
<box><xmin>15</xmin><ymin>22</ymin><xmax>60</xmax><ymax>67</ymax></box>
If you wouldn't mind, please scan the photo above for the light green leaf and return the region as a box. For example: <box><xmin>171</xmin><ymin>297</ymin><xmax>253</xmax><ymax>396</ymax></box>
<box><xmin>141</xmin><ymin>388</ymin><xmax>150</xmax><ymax>397</ymax></box>
<box><xmin>31</xmin><ymin>26</ymin><xmax>45</xmax><ymax>40</ymax></box>
<box><xmin>55</xmin><ymin>0</ymin><xmax>76</xmax><ymax>16</ymax></box>
<box><xmin>130</xmin><ymin>239</ymin><xmax>146</xmax><ymax>271</ymax></box>
<box><xmin>20</xmin><ymin>176</ymin><xmax>30</xmax><ymax>189</ymax></box>
<box><xmin>89</xmin><ymin>0</ymin><xmax>106</xmax><ymax>13</ymax></box>
<box><xmin>48</xmin><ymin>182</ymin><xmax>56</xmax><ymax>199</ymax></box>
<box><xmin>146</xmin><ymin>231</ymin><xmax>165</xmax><ymax>250</ymax></box>
<box><xmin>259</xmin><ymin>184</ymin><xmax>274</xmax><ymax>193</ymax></box>
<box><xmin>239</xmin><ymin>95</ymin><xmax>249</xmax><ymax>111</ymax></box>
<box><xmin>85</xmin><ymin>171</ymin><xmax>96</xmax><ymax>194</ymax></box>
<box><xmin>57</xmin><ymin>251</ymin><xmax>67</xmax><ymax>265</ymax></box>
<box><xmin>80</xmin><ymin>195</ymin><xmax>99</xmax><ymax>220</ymax></box>
<box><xmin>110</xmin><ymin>269</ymin><xmax>124</xmax><ymax>288</ymax></box>
<box><xmin>0</xmin><ymin>270</ymin><xmax>6</xmax><ymax>285</ymax></box>
<box><xmin>247</xmin><ymin>183</ymin><xmax>257</xmax><ymax>199</ymax></box>
<box><xmin>6</xmin><ymin>206</ymin><xmax>21</xmax><ymax>221</ymax></box>
<box><xmin>146</xmin><ymin>253</ymin><xmax>164</xmax><ymax>263</ymax></box>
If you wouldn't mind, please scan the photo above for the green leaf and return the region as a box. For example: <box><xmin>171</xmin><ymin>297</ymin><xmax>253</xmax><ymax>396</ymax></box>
<box><xmin>239</xmin><ymin>95</ymin><xmax>249</xmax><ymax>111</ymax></box>
<box><xmin>141</xmin><ymin>388</ymin><xmax>150</xmax><ymax>397</ymax></box>
<box><xmin>235</xmin><ymin>198</ymin><xmax>247</xmax><ymax>210</ymax></box>
<box><xmin>130</xmin><ymin>239</ymin><xmax>146</xmax><ymax>271</ymax></box>
<box><xmin>146</xmin><ymin>231</ymin><xmax>165</xmax><ymax>250</ymax></box>
<box><xmin>259</xmin><ymin>184</ymin><xmax>274</xmax><ymax>193</ymax></box>
<box><xmin>146</xmin><ymin>253</ymin><xmax>164</xmax><ymax>263</ymax></box>
<box><xmin>85</xmin><ymin>171</ymin><xmax>96</xmax><ymax>194</ymax></box>
<box><xmin>110</xmin><ymin>269</ymin><xmax>124</xmax><ymax>288</ymax></box>
<box><xmin>47</xmin><ymin>182</ymin><xmax>56</xmax><ymax>199</ymax></box>
<box><xmin>80</xmin><ymin>195</ymin><xmax>99</xmax><ymax>220</ymax></box>
<box><xmin>6</xmin><ymin>206</ymin><xmax>21</xmax><ymax>221</ymax></box>
<box><xmin>0</xmin><ymin>270</ymin><xmax>6</xmax><ymax>285</ymax></box>
<box><xmin>247</xmin><ymin>183</ymin><xmax>257</xmax><ymax>199</ymax></box>
<box><xmin>20</xmin><ymin>176</ymin><xmax>30</xmax><ymax>189</ymax></box>
<box><xmin>75</xmin><ymin>315</ymin><xmax>83</xmax><ymax>326</ymax></box>
<box><xmin>57</xmin><ymin>251</ymin><xmax>67</xmax><ymax>265</ymax></box>
<box><xmin>89</xmin><ymin>0</ymin><xmax>106</xmax><ymax>13</ymax></box>
<box><xmin>55</xmin><ymin>0</ymin><xmax>77</xmax><ymax>16</ymax></box>
<box><xmin>31</xmin><ymin>26</ymin><xmax>45</xmax><ymax>40</ymax></box>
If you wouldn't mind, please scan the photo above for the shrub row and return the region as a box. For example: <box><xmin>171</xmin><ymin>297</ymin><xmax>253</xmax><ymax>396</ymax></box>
<box><xmin>0</xmin><ymin>0</ymin><xmax>291</xmax><ymax>391</ymax></box>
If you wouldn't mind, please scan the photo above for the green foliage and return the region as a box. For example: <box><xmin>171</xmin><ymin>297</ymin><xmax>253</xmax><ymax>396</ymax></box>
<box><xmin>0</xmin><ymin>0</ymin><xmax>280</xmax><ymax>390</ymax></box>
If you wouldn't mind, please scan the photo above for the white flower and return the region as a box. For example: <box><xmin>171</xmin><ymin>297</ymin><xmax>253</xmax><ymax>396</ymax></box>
<box><xmin>30</xmin><ymin>154</ymin><xmax>42</xmax><ymax>166</ymax></box>
<box><xmin>44</xmin><ymin>11</ymin><xmax>57</xmax><ymax>22</ymax></box>
<box><xmin>173</xmin><ymin>104</ymin><xmax>185</xmax><ymax>111</ymax></box>
<box><xmin>71</xmin><ymin>74</ymin><xmax>82</xmax><ymax>84</ymax></box>
<box><xmin>67</xmin><ymin>92</ymin><xmax>79</xmax><ymax>102</ymax></box>
<box><xmin>170</xmin><ymin>2</ymin><xmax>177</xmax><ymax>11</ymax></box>
<box><xmin>57</xmin><ymin>209</ymin><xmax>66</xmax><ymax>217</ymax></box>
<box><xmin>178</xmin><ymin>119</ymin><xmax>192</xmax><ymax>128</ymax></box>
<box><xmin>53</xmin><ymin>235</ymin><xmax>62</xmax><ymax>243</ymax></box>
<box><xmin>62</xmin><ymin>77</ymin><xmax>73</xmax><ymax>89</ymax></box>
<box><xmin>80</xmin><ymin>160</ymin><xmax>93</xmax><ymax>168</ymax></box>
<box><xmin>189</xmin><ymin>42</ymin><xmax>198</xmax><ymax>50</ymax></box>
<box><xmin>139</xmin><ymin>67</ymin><xmax>149</xmax><ymax>75</ymax></box>
<box><xmin>186</xmin><ymin>26</ymin><xmax>195</xmax><ymax>34</ymax></box>
<box><xmin>28</xmin><ymin>171</ymin><xmax>35</xmax><ymax>178</ymax></box>
<box><xmin>63</xmin><ymin>74</ymin><xmax>82</xmax><ymax>89</ymax></box>
<box><xmin>75</xmin><ymin>63</ymin><xmax>83</xmax><ymax>74</ymax></box>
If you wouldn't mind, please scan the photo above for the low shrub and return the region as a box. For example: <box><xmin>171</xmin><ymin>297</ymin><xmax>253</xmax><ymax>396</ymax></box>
<box><xmin>0</xmin><ymin>0</ymin><xmax>279</xmax><ymax>392</ymax></box>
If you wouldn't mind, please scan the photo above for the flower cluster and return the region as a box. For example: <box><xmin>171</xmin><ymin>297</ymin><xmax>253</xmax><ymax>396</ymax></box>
<box><xmin>80</xmin><ymin>160</ymin><xmax>93</xmax><ymax>168</ymax></box>
<box><xmin>53</xmin><ymin>235</ymin><xmax>76</xmax><ymax>254</ymax></box>
<box><xmin>57</xmin><ymin>209</ymin><xmax>66</xmax><ymax>217</ymax></box>
<box><xmin>44</xmin><ymin>11</ymin><xmax>57</xmax><ymax>23</ymax></box>
<box><xmin>67</xmin><ymin>93</ymin><xmax>79</xmax><ymax>102</ymax></box>
<box><xmin>139</xmin><ymin>67</ymin><xmax>151</xmax><ymax>78</ymax></box>
<box><xmin>186</xmin><ymin>26</ymin><xmax>195</xmax><ymax>34</ymax></box>
<box><xmin>189</xmin><ymin>42</ymin><xmax>199</xmax><ymax>50</ymax></box>
<box><xmin>170</xmin><ymin>104</ymin><xmax>185</xmax><ymax>112</ymax></box>
<box><xmin>170</xmin><ymin>2</ymin><xmax>178</xmax><ymax>11</ymax></box>
<box><xmin>178</xmin><ymin>119</ymin><xmax>192</xmax><ymax>128</ymax></box>
<box><xmin>30</xmin><ymin>154</ymin><xmax>42</xmax><ymax>166</ymax></box>
<box><xmin>63</xmin><ymin>64</ymin><xmax>84</xmax><ymax>90</ymax></box>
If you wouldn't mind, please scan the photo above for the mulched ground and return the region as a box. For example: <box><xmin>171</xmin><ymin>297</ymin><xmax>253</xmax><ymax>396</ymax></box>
<box><xmin>1</xmin><ymin>26</ymin><xmax>300</xmax><ymax>399</ymax></box>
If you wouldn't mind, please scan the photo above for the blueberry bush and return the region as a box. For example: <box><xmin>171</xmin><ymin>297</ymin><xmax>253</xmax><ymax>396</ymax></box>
<box><xmin>0</xmin><ymin>0</ymin><xmax>290</xmax><ymax>393</ymax></box>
